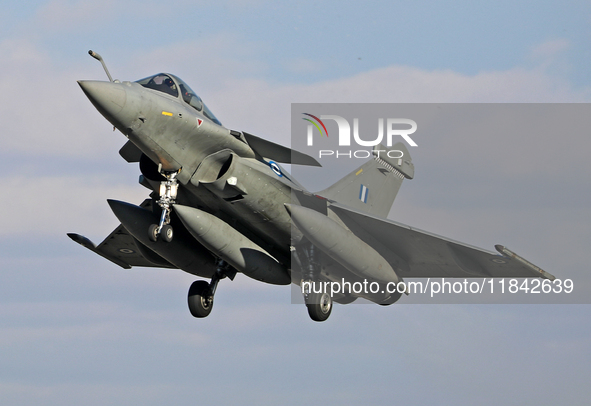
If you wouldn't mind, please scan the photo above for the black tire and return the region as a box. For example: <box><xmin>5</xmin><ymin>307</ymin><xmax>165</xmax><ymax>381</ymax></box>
<box><xmin>148</xmin><ymin>224</ymin><xmax>159</xmax><ymax>242</ymax></box>
<box><xmin>188</xmin><ymin>280</ymin><xmax>213</xmax><ymax>318</ymax></box>
<box><xmin>161</xmin><ymin>224</ymin><xmax>173</xmax><ymax>242</ymax></box>
<box><xmin>306</xmin><ymin>292</ymin><xmax>332</xmax><ymax>322</ymax></box>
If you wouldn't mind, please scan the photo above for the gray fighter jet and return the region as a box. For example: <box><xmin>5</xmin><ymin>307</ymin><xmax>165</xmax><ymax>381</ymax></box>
<box><xmin>69</xmin><ymin>51</ymin><xmax>555</xmax><ymax>322</ymax></box>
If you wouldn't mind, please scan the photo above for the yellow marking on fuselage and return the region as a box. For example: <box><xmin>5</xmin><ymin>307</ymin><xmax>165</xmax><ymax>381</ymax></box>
<box><xmin>356</xmin><ymin>169</ymin><xmax>363</xmax><ymax>176</ymax></box>
<box><xmin>162</xmin><ymin>111</ymin><xmax>173</xmax><ymax>116</ymax></box>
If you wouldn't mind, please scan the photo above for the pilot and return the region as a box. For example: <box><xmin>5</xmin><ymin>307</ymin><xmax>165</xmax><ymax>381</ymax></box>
<box><xmin>163</xmin><ymin>77</ymin><xmax>177</xmax><ymax>96</ymax></box>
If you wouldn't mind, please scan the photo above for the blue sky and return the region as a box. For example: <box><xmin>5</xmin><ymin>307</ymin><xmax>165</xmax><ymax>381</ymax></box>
<box><xmin>3</xmin><ymin>0</ymin><xmax>591</xmax><ymax>83</ymax></box>
<box><xmin>1</xmin><ymin>1</ymin><xmax>590</xmax><ymax>405</ymax></box>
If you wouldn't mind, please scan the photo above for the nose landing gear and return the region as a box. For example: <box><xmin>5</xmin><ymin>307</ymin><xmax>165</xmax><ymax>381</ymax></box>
<box><xmin>149</xmin><ymin>171</ymin><xmax>178</xmax><ymax>242</ymax></box>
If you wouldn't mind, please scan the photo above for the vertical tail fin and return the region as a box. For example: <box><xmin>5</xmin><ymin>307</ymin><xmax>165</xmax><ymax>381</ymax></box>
<box><xmin>317</xmin><ymin>142</ymin><xmax>414</xmax><ymax>218</ymax></box>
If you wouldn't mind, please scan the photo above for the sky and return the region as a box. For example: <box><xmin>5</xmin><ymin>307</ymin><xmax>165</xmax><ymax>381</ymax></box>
<box><xmin>1</xmin><ymin>1</ymin><xmax>590</xmax><ymax>405</ymax></box>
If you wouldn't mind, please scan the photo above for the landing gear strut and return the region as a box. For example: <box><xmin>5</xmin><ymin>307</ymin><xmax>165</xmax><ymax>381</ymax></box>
<box><xmin>149</xmin><ymin>171</ymin><xmax>178</xmax><ymax>242</ymax></box>
<box><xmin>295</xmin><ymin>244</ymin><xmax>333</xmax><ymax>322</ymax></box>
<box><xmin>187</xmin><ymin>259</ymin><xmax>236</xmax><ymax>318</ymax></box>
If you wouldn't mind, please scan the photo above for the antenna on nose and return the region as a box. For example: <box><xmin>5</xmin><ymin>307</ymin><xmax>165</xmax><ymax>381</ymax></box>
<box><xmin>88</xmin><ymin>50</ymin><xmax>114</xmax><ymax>82</ymax></box>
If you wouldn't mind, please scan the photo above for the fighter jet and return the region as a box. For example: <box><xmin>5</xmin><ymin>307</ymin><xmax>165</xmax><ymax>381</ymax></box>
<box><xmin>69</xmin><ymin>51</ymin><xmax>555</xmax><ymax>322</ymax></box>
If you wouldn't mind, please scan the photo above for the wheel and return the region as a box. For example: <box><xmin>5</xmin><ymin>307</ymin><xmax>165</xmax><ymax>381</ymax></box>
<box><xmin>188</xmin><ymin>280</ymin><xmax>213</xmax><ymax>318</ymax></box>
<box><xmin>306</xmin><ymin>291</ymin><xmax>332</xmax><ymax>322</ymax></box>
<box><xmin>161</xmin><ymin>224</ymin><xmax>173</xmax><ymax>242</ymax></box>
<box><xmin>148</xmin><ymin>224</ymin><xmax>159</xmax><ymax>242</ymax></box>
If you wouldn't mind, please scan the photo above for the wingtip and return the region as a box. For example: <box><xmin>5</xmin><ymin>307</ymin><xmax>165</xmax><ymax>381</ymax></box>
<box><xmin>495</xmin><ymin>244</ymin><xmax>556</xmax><ymax>281</ymax></box>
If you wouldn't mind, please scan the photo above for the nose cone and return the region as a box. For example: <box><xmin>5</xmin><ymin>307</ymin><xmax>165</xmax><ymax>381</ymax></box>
<box><xmin>78</xmin><ymin>80</ymin><xmax>127</xmax><ymax>124</ymax></box>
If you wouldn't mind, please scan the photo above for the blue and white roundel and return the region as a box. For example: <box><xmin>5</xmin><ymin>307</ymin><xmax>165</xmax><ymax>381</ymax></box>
<box><xmin>269</xmin><ymin>161</ymin><xmax>283</xmax><ymax>177</ymax></box>
<box><xmin>359</xmin><ymin>184</ymin><xmax>369</xmax><ymax>203</ymax></box>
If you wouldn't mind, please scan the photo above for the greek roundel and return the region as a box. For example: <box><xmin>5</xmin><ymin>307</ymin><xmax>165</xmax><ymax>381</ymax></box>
<box><xmin>359</xmin><ymin>184</ymin><xmax>368</xmax><ymax>203</ymax></box>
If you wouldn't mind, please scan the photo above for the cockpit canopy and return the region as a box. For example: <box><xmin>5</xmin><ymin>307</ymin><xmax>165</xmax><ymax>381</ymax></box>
<box><xmin>136</xmin><ymin>73</ymin><xmax>221</xmax><ymax>126</ymax></box>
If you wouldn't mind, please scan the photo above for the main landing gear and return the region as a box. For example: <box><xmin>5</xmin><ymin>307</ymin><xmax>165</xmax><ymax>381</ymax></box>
<box><xmin>187</xmin><ymin>259</ymin><xmax>236</xmax><ymax>318</ymax></box>
<box><xmin>149</xmin><ymin>171</ymin><xmax>178</xmax><ymax>243</ymax></box>
<box><xmin>294</xmin><ymin>244</ymin><xmax>333</xmax><ymax>322</ymax></box>
<box><xmin>304</xmin><ymin>288</ymin><xmax>333</xmax><ymax>322</ymax></box>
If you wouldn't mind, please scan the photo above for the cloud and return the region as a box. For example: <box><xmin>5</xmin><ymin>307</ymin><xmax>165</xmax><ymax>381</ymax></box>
<box><xmin>0</xmin><ymin>38</ymin><xmax>125</xmax><ymax>158</ymax></box>
<box><xmin>526</xmin><ymin>38</ymin><xmax>575</xmax><ymax>77</ymax></box>
<box><xmin>529</xmin><ymin>38</ymin><xmax>571</xmax><ymax>61</ymax></box>
<box><xmin>208</xmin><ymin>64</ymin><xmax>590</xmax><ymax>148</ymax></box>
<box><xmin>2</xmin><ymin>174</ymin><xmax>148</xmax><ymax>238</ymax></box>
